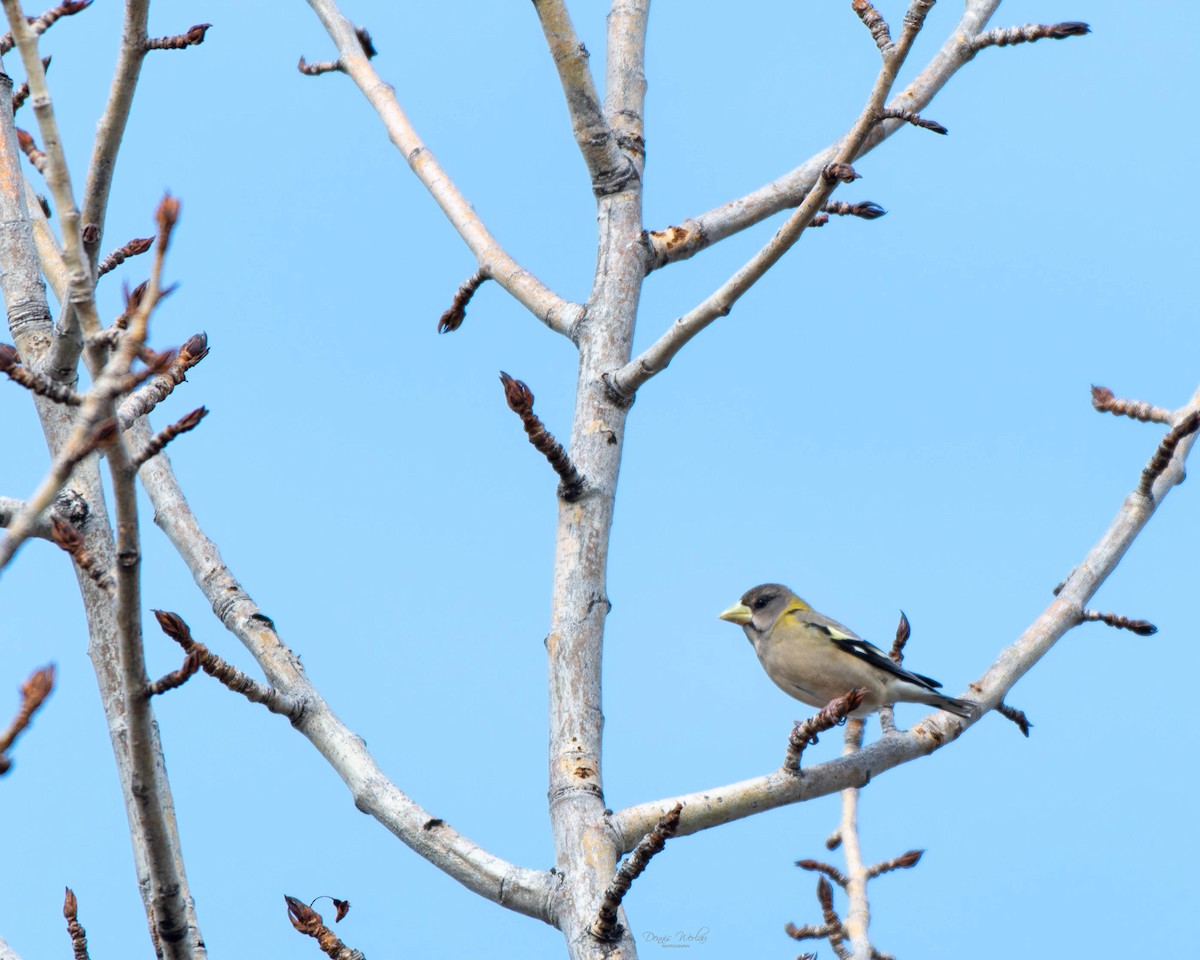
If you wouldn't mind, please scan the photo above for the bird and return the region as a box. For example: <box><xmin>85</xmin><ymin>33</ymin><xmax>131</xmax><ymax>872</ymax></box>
<box><xmin>719</xmin><ymin>584</ymin><xmax>978</xmax><ymax>719</ymax></box>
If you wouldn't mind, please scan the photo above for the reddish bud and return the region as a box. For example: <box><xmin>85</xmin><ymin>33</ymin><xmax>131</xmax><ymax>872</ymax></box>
<box><xmin>0</xmin><ymin>343</ymin><xmax>19</xmax><ymax>371</ymax></box>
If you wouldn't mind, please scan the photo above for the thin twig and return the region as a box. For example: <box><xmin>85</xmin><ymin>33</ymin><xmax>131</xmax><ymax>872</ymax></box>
<box><xmin>972</xmin><ymin>21</ymin><xmax>1090</xmax><ymax>52</ymax></box>
<box><xmin>297</xmin><ymin>55</ymin><xmax>340</xmax><ymax>76</ymax></box>
<box><xmin>15</xmin><ymin>127</ymin><xmax>45</xmax><ymax>173</ymax></box>
<box><xmin>437</xmin><ymin>268</ymin><xmax>488</xmax><ymax>333</ymax></box>
<box><xmin>146</xmin><ymin>650</ymin><xmax>201</xmax><ymax>697</ymax></box>
<box><xmin>644</xmin><ymin>2</ymin><xmax>1044</xmax><ymax>271</ymax></box>
<box><xmin>1139</xmin><ymin>411</ymin><xmax>1200</xmax><ymax>497</ymax></box>
<box><xmin>1</xmin><ymin>0</ymin><xmax>103</xmax><ymax>350</ymax></box>
<box><xmin>63</xmin><ymin>887</ymin><xmax>90</xmax><ymax>960</ymax></box>
<box><xmin>144</xmin><ymin>23</ymin><xmax>210</xmax><ymax>50</ymax></box>
<box><xmin>138</xmin><ymin>426</ymin><xmax>557</xmax><ymax>920</ymax></box>
<box><xmin>888</xmin><ymin>611</ymin><xmax>910</xmax><ymax>664</ymax></box>
<box><xmin>152</xmin><ymin>611</ymin><xmax>303</xmax><ymax>720</ymax></box>
<box><xmin>0</xmin><ymin>0</ymin><xmax>90</xmax><ymax>55</ymax></box>
<box><xmin>608</xmin><ymin>2</ymin><xmax>935</xmax><ymax>399</ymax></box>
<box><xmin>1090</xmin><ymin>385</ymin><xmax>1172</xmax><ymax>424</ymax></box>
<box><xmin>117</xmin><ymin>332</ymin><xmax>208</xmax><ymax>431</ymax></box>
<box><xmin>794</xmin><ymin>858</ymin><xmax>849</xmax><ymax>889</ymax></box>
<box><xmin>104</xmin><ymin>191</ymin><xmax>192</xmax><ymax>960</ymax></box>
<box><xmin>864</xmin><ymin>849</ymin><xmax>922</xmax><ymax>880</ymax></box>
<box><xmin>10</xmin><ymin>55</ymin><xmax>49</xmax><ymax>112</ymax></box>
<box><xmin>852</xmin><ymin>0</ymin><xmax>891</xmax><ymax>51</ymax></box>
<box><xmin>304</xmin><ymin>0</ymin><xmax>582</xmax><ymax>337</ymax></box>
<box><xmin>836</xmin><ymin>718</ymin><xmax>873</xmax><ymax>959</ymax></box>
<box><xmin>1081</xmin><ymin>609</ymin><xmax>1157</xmax><ymax>636</ymax></box>
<box><xmin>132</xmin><ymin>406</ymin><xmax>207</xmax><ymax>469</ymax></box>
<box><xmin>816</xmin><ymin>876</ymin><xmax>850</xmax><ymax>960</ymax></box>
<box><xmin>96</xmin><ymin>235</ymin><xmax>153</xmax><ymax>278</ymax></box>
<box><xmin>786</xmin><ymin>920</ymin><xmax>836</xmax><ymax>942</ymax></box>
<box><xmin>591</xmin><ymin>803</ymin><xmax>682</xmax><ymax>941</ymax></box>
<box><xmin>995</xmin><ymin>701</ymin><xmax>1032</xmax><ymax>737</ymax></box>
<box><xmin>0</xmin><ymin>341</ymin><xmax>81</xmax><ymax>403</ymax></box>
<box><xmin>285</xmin><ymin>897</ymin><xmax>364</xmax><ymax>960</ymax></box>
<box><xmin>80</xmin><ymin>0</ymin><xmax>149</xmax><ymax>274</ymax></box>
<box><xmin>0</xmin><ymin>664</ymin><xmax>54</xmax><ymax>774</ymax></box>
<box><xmin>532</xmin><ymin>0</ymin><xmax>636</xmax><ymax>196</ymax></box>
<box><xmin>499</xmin><ymin>372</ymin><xmax>584</xmax><ymax>500</ymax></box>
<box><xmin>783</xmin><ymin>689</ymin><xmax>865</xmax><ymax>773</ymax></box>
<box><xmin>822</xmin><ymin>200</ymin><xmax>887</xmax><ymax>220</ymax></box>
<box><xmin>878</xmin><ymin>106</ymin><xmax>947</xmax><ymax>134</ymax></box>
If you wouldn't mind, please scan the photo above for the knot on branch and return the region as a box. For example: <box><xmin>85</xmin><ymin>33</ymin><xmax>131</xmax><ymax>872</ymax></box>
<box><xmin>591</xmin><ymin>157</ymin><xmax>641</xmax><ymax>198</ymax></box>
<box><xmin>822</xmin><ymin>162</ymin><xmax>861</xmax><ymax>184</ymax></box>
<box><xmin>51</xmin><ymin>516</ymin><xmax>111</xmax><ymax>592</ymax></box>
<box><xmin>298</xmin><ymin>26</ymin><xmax>376</xmax><ymax>76</ymax></box>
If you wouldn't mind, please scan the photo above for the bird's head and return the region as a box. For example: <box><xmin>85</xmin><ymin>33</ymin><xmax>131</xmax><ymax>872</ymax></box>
<box><xmin>718</xmin><ymin>583</ymin><xmax>808</xmax><ymax>638</ymax></box>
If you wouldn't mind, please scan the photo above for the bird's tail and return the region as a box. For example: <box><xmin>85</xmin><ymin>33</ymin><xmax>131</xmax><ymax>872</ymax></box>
<box><xmin>925</xmin><ymin>693</ymin><xmax>979</xmax><ymax>719</ymax></box>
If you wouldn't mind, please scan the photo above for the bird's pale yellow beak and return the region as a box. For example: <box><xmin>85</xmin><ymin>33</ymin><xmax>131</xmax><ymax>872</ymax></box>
<box><xmin>718</xmin><ymin>602</ymin><xmax>752</xmax><ymax>625</ymax></box>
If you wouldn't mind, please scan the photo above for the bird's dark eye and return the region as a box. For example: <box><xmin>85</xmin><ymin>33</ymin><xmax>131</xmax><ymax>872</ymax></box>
<box><xmin>753</xmin><ymin>595</ymin><xmax>773</xmax><ymax>610</ymax></box>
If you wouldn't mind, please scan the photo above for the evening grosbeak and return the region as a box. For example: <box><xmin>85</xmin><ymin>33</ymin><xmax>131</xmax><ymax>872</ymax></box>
<box><xmin>719</xmin><ymin>584</ymin><xmax>978</xmax><ymax>719</ymax></box>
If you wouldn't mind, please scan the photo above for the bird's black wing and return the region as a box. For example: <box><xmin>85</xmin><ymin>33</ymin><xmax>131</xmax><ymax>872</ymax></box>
<box><xmin>800</xmin><ymin>614</ymin><xmax>944</xmax><ymax>692</ymax></box>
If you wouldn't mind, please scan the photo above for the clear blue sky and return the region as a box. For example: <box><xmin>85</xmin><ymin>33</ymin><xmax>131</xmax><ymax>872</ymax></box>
<box><xmin>2</xmin><ymin>2</ymin><xmax>1196</xmax><ymax>957</ymax></box>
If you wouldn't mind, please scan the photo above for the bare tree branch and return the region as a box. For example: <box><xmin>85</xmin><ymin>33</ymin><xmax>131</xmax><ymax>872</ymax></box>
<box><xmin>836</xmin><ymin>720</ymin><xmax>873</xmax><ymax>960</ymax></box>
<box><xmin>0</xmin><ymin>0</ymin><xmax>90</xmax><ymax>55</ymax></box>
<box><xmin>304</xmin><ymin>0</ymin><xmax>584</xmax><ymax>338</ymax></box>
<box><xmin>1</xmin><ymin>0</ymin><xmax>102</xmax><ymax>360</ymax></box>
<box><xmin>137</xmin><ymin>450</ymin><xmax>557</xmax><ymax>922</ymax></box>
<box><xmin>81</xmin><ymin>0</ymin><xmax>148</xmax><ymax>259</ymax></box>
<box><xmin>607</xmin><ymin>1</ymin><xmax>936</xmax><ymax>400</ymax></box>
<box><xmin>642</xmin><ymin>1</ymin><xmax>1034</xmax><ymax>271</ymax></box>
<box><xmin>101</xmin><ymin>195</ymin><xmax>191</xmax><ymax>960</ymax></box>
<box><xmin>532</xmin><ymin>0</ymin><xmax>635</xmax><ymax>196</ymax></box>
<box><xmin>5</xmin><ymin>121</ymin><xmax>207</xmax><ymax>950</ymax></box>
<box><xmin>610</xmin><ymin>387</ymin><xmax>1200</xmax><ymax>850</ymax></box>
